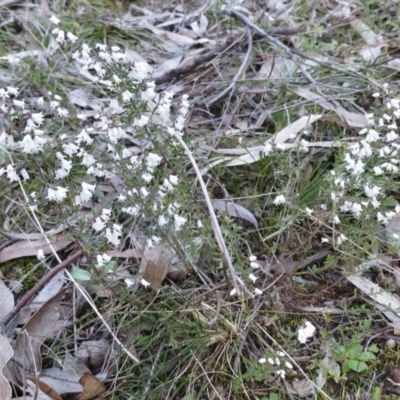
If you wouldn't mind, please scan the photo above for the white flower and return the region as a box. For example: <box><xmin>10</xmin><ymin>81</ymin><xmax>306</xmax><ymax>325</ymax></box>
<box><xmin>297</xmin><ymin>321</ymin><xmax>316</xmax><ymax>344</ymax></box>
<box><xmin>305</xmin><ymin>207</ymin><xmax>313</xmax><ymax>215</ymax></box>
<box><xmin>55</xmin><ymin>152</ymin><xmax>72</xmax><ymax>179</ymax></box>
<box><xmin>57</xmin><ymin>107</ymin><xmax>69</xmax><ymax>118</ymax></box>
<box><xmin>141</xmin><ymin>81</ymin><xmax>156</xmax><ymax>101</ymax></box>
<box><xmin>230</xmin><ymin>288</ymin><xmax>237</xmax><ymax>296</ymax></box>
<box><xmin>67</xmin><ymin>31</ymin><xmax>78</xmax><ymax>43</ymax></box>
<box><xmin>273</xmin><ymin>194</ymin><xmax>286</xmax><ymax>205</ymax></box>
<box><xmin>254</xmin><ymin>288</ymin><xmax>263</xmax><ymax>295</ymax></box>
<box><xmin>249</xmin><ymin>255</ymin><xmax>257</xmax><ymax>262</ymax></box>
<box><xmin>142</xmin><ymin>172</ymin><xmax>153</xmax><ymax>183</ymax></box>
<box><xmin>96</xmin><ymin>253</ymin><xmax>111</xmax><ymax>268</ymax></box>
<box><xmin>21</xmin><ymin>133</ymin><xmax>46</xmax><ymax>154</ymax></box>
<box><xmin>37</xmin><ymin>249</ymin><xmax>45</xmax><ymax>261</ymax></box>
<box><xmin>337</xmin><ymin>233</ymin><xmax>347</xmax><ymax>246</ymax></box>
<box><xmin>125</xmin><ymin>278</ymin><xmax>136</xmax><ymax>288</ymax></box>
<box><xmin>105</xmin><ymin>224</ymin><xmax>122</xmax><ymax>246</ymax></box>
<box><xmin>49</xmin><ymin>15</ymin><xmax>60</xmax><ymax>25</ymax></box>
<box><xmin>54</xmin><ymin>29</ymin><xmax>65</xmax><ymax>44</ymax></box>
<box><xmin>46</xmin><ymin>186</ymin><xmax>68</xmax><ymax>202</ymax></box>
<box><xmin>75</xmin><ymin>182</ymin><xmax>96</xmax><ymax>205</ymax></box>
<box><xmin>13</xmin><ymin>99</ymin><xmax>24</xmax><ymax>109</ymax></box>
<box><xmin>31</xmin><ymin>112</ymin><xmax>44</xmax><ymax>126</ymax></box>
<box><xmin>100</xmin><ymin>208</ymin><xmax>111</xmax><ymax>222</ymax></box>
<box><xmin>92</xmin><ymin>217</ymin><xmax>106</xmax><ymax>232</ymax></box>
<box><xmin>259</xmin><ymin>358</ymin><xmax>267</xmax><ymax>364</ymax></box>
<box><xmin>158</xmin><ymin>215</ymin><xmax>168</xmax><ymax>226</ymax></box>
<box><xmin>285</xmin><ymin>361</ymin><xmax>293</xmax><ymax>369</ymax></box>
<box><xmin>248</xmin><ymin>273</ymin><xmax>258</xmax><ymax>283</ymax></box>
<box><xmin>133</xmin><ymin>115</ymin><xmax>149</xmax><ymax>127</ymax></box>
<box><xmin>162</xmin><ymin>178</ymin><xmax>173</xmax><ymax>191</ymax></box>
<box><xmin>169</xmin><ymin>175</ymin><xmax>178</xmax><ymax>185</ymax></box>
<box><xmin>140</xmin><ymin>187</ymin><xmax>150</xmax><ymax>198</ymax></box>
<box><xmin>277</xmin><ymin>370</ymin><xmax>286</xmax><ymax>379</ymax></box>
<box><xmin>141</xmin><ymin>278</ymin><xmax>151</xmax><ymax>288</ymax></box>
<box><xmin>5</xmin><ymin>164</ymin><xmax>18</xmax><ymax>181</ymax></box>
<box><xmin>146</xmin><ymin>153</ymin><xmax>162</xmax><ymax>169</ymax></box>
<box><xmin>264</xmin><ymin>143</ymin><xmax>273</xmax><ymax>155</ymax></box>
<box><xmin>20</xmin><ymin>169</ymin><xmax>29</xmax><ymax>181</ymax></box>
<box><xmin>197</xmin><ymin>219</ymin><xmax>203</xmax><ymax>228</ymax></box>
<box><xmin>7</xmin><ymin>86</ymin><xmax>19</xmax><ymax>96</ymax></box>
<box><xmin>122</xmin><ymin>206</ymin><xmax>140</xmax><ymax>216</ymax></box>
<box><xmin>250</xmin><ymin>261</ymin><xmax>260</xmax><ymax>269</ymax></box>
<box><xmin>122</xmin><ymin>90</ymin><xmax>134</xmax><ymax>102</ymax></box>
<box><xmin>268</xmin><ymin>358</ymin><xmax>274</xmax><ymax>365</ymax></box>
<box><xmin>129</xmin><ymin>62</ymin><xmax>150</xmax><ymax>81</ymax></box>
<box><xmin>174</xmin><ymin>214</ymin><xmax>187</xmax><ymax>231</ymax></box>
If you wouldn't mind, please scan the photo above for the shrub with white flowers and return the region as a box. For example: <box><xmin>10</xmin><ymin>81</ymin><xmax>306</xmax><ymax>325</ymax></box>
<box><xmin>0</xmin><ymin>16</ymin><xmax>204</xmax><ymax>271</ymax></box>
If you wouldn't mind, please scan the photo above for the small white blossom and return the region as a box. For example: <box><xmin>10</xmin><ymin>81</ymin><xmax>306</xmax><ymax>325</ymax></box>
<box><xmin>75</xmin><ymin>182</ymin><xmax>96</xmax><ymax>205</ymax></box>
<box><xmin>248</xmin><ymin>273</ymin><xmax>258</xmax><ymax>283</ymax></box>
<box><xmin>174</xmin><ymin>214</ymin><xmax>187</xmax><ymax>231</ymax></box>
<box><xmin>37</xmin><ymin>249</ymin><xmax>45</xmax><ymax>261</ymax></box>
<box><xmin>230</xmin><ymin>288</ymin><xmax>237</xmax><ymax>296</ymax></box>
<box><xmin>140</xmin><ymin>278</ymin><xmax>151</xmax><ymax>288</ymax></box>
<box><xmin>49</xmin><ymin>15</ymin><xmax>60</xmax><ymax>25</ymax></box>
<box><xmin>273</xmin><ymin>195</ymin><xmax>286</xmax><ymax>205</ymax></box>
<box><xmin>259</xmin><ymin>358</ymin><xmax>267</xmax><ymax>364</ymax></box>
<box><xmin>92</xmin><ymin>217</ymin><xmax>106</xmax><ymax>232</ymax></box>
<box><xmin>254</xmin><ymin>288</ymin><xmax>263</xmax><ymax>295</ymax></box>
<box><xmin>297</xmin><ymin>321</ymin><xmax>316</xmax><ymax>344</ymax></box>
<box><xmin>46</xmin><ymin>186</ymin><xmax>68</xmax><ymax>203</ymax></box>
<box><xmin>105</xmin><ymin>224</ymin><xmax>122</xmax><ymax>246</ymax></box>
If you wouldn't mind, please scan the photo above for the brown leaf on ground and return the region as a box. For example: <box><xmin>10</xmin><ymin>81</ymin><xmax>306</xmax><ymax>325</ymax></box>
<box><xmin>0</xmin><ymin>334</ymin><xmax>13</xmax><ymax>400</ymax></box>
<box><xmin>6</xmin><ymin>287</ymin><xmax>72</xmax><ymax>385</ymax></box>
<box><xmin>0</xmin><ymin>279</ymin><xmax>14</xmax><ymax>321</ymax></box>
<box><xmin>77</xmin><ymin>373</ymin><xmax>106</xmax><ymax>400</ymax></box>
<box><xmin>0</xmin><ymin>235</ymin><xmax>72</xmax><ymax>263</ymax></box>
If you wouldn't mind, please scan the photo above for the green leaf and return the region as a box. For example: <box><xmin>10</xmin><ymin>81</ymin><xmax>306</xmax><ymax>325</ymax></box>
<box><xmin>269</xmin><ymin>394</ymin><xmax>279</xmax><ymax>400</ymax></box>
<box><xmin>357</xmin><ymin>351</ymin><xmax>376</xmax><ymax>361</ymax></box>
<box><xmin>347</xmin><ymin>359</ymin><xmax>367</xmax><ymax>373</ymax></box>
<box><xmin>345</xmin><ymin>343</ymin><xmax>362</xmax><ymax>359</ymax></box>
<box><xmin>103</xmin><ymin>260</ymin><xmax>118</xmax><ymax>274</ymax></box>
<box><xmin>71</xmin><ymin>268</ymin><xmax>92</xmax><ymax>281</ymax></box>
<box><xmin>368</xmin><ymin>344</ymin><xmax>379</xmax><ymax>353</ymax></box>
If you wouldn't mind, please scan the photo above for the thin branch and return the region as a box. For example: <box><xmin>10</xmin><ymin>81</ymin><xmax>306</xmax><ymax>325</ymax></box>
<box><xmin>172</xmin><ymin>132</ymin><xmax>242</xmax><ymax>296</ymax></box>
<box><xmin>2</xmin><ymin>250</ymin><xmax>84</xmax><ymax>326</ymax></box>
<box><xmin>222</xmin><ymin>8</ymin><xmax>324</xmax><ymax>95</ymax></box>
<box><xmin>205</xmin><ymin>26</ymin><xmax>253</xmax><ymax>107</ymax></box>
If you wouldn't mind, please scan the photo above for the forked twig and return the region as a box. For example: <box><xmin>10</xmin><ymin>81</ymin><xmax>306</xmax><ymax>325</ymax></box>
<box><xmin>205</xmin><ymin>26</ymin><xmax>253</xmax><ymax>107</ymax></box>
<box><xmin>223</xmin><ymin>8</ymin><xmax>324</xmax><ymax>95</ymax></box>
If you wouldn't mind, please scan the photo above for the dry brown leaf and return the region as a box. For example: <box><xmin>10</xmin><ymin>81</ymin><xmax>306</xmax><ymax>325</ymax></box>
<box><xmin>6</xmin><ymin>287</ymin><xmax>72</xmax><ymax>384</ymax></box>
<box><xmin>77</xmin><ymin>373</ymin><xmax>106</xmax><ymax>400</ymax></box>
<box><xmin>75</xmin><ymin>339</ymin><xmax>110</xmax><ymax>369</ymax></box>
<box><xmin>212</xmin><ymin>199</ymin><xmax>258</xmax><ymax>228</ymax></box>
<box><xmin>139</xmin><ymin>246</ymin><xmax>172</xmax><ymax>290</ymax></box>
<box><xmin>26</xmin><ymin>377</ymin><xmax>63</xmax><ymax>400</ymax></box>
<box><xmin>0</xmin><ymin>235</ymin><xmax>72</xmax><ymax>263</ymax></box>
<box><xmin>106</xmin><ymin>248</ymin><xmax>143</xmax><ymax>258</ymax></box>
<box><xmin>293</xmin><ymin>88</ymin><xmax>367</xmax><ymax>128</ymax></box>
<box><xmin>0</xmin><ymin>279</ymin><xmax>14</xmax><ymax>321</ymax></box>
<box><xmin>347</xmin><ymin>273</ymin><xmax>400</xmax><ymax>322</ymax></box>
<box><xmin>1</xmin><ymin>224</ymin><xmax>65</xmax><ymax>240</ymax></box>
<box><xmin>0</xmin><ymin>333</ymin><xmax>13</xmax><ymax>400</ymax></box>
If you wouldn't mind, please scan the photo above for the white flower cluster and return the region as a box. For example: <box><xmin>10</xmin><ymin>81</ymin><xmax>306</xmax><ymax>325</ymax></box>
<box><xmin>0</xmin><ymin>15</ymin><xmax>195</xmax><ymax>252</ymax></box>
<box><xmin>230</xmin><ymin>255</ymin><xmax>264</xmax><ymax>297</ymax></box>
<box><xmin>326</xmin><ymin>84</ymin><xmax>400</xmax><ymax>226</ymax></box>
<box><xmin>259</xmin><ymin>350</ymin><xmax>294</xmax><ymax>379</ymax></box>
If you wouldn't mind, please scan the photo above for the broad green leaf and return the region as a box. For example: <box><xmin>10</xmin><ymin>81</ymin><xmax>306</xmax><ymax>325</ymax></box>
<box><xmin>71</xmin><ymin>268</ymin><xmax>92</xmax><ymax>281</ymax></box>
<box><xmin>357</xmin><ymin>352</ymin><xmax>376</xmax><ymax>362</ymax></box>
<box><xmin>347</xmin><ymin>359</ymin><xmax>367</xmax><ymax>373</ymax></box>
<box><xmin>345</xmin><ymin>343</ymin><xmax>362</xmax><ymax>359</ymax></box>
